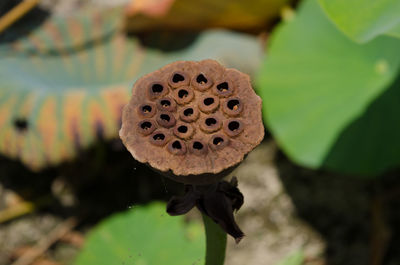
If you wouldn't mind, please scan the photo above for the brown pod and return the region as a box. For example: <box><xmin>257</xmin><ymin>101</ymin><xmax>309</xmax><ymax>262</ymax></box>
<box><xmin>119</xmin><ymin>60</ymin><xmax>264</xmax><ymax>185</ymax></box>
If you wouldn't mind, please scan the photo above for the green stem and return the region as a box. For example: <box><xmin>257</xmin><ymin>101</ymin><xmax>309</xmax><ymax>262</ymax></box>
<box><xmin>202</xmin><ymin>214</ymin><xmax>227</xmax><ymax>265</ymax></box>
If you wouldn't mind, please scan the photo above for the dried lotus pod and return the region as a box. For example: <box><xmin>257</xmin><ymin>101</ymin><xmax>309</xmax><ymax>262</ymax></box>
<box><xmin>120</xmin><ymin>59</ymin><xmax>264</xmax><ymax>185</ymax></box>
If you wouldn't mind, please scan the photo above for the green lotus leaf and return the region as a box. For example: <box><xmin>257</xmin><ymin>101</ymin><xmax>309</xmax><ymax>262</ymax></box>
<box><xmin>257</xmin><ymin>0</ymin><xmax>400</xmax><ymax>176</ymax></box>
<box><xmin>74</xmin><ymin>202</ymin><xmax>205</xmax><ymax>265</ymax></box>
<box><xmin>386</xmin><ymin>23</ymin><xmax>400</xmax><ymax>38</ymax></box>
<box><xmin>318</xmin><ymin>0</ymin><xmax>400</xmax><ymax>42</ymax></box>
<box><xmin>0</xmin><ymin>11</ymin><xmax>262</xmax><ymax>170</ymax></box>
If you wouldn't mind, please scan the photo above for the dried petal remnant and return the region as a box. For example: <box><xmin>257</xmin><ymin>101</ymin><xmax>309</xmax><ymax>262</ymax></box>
<box><xmin>167</xmin><ymin>177</ymin><xmax>244</xmax><ymax>242</ymax></box>
<box><xmin>120</xmin><ymin>60</ymin><xmax>264</xmax><ymax>184</ymax></box>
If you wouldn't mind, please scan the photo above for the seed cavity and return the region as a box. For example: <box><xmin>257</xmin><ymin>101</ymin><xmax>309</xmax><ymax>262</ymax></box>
<box><xmin>161</xmin><ymin>100</ymin><xmax>171</xmax><ymax>107</ymax></box>
<box><xmin>209</xmin><ymin>134</ymin><xmax>229</xmax><ymax>150</ymax></box>
<box><xmin>193</xmin><ymin>142</ymin><xmax>203</xmax><ymax>150</ymax></box>
<box><xmin>142</xmin><ymin>105</ymin><xmax>152</xmax><ymax>112</ymax></box>
<box><xmin>161</xmin><ymin>114</ymin><xmax>170</xmax><ymax>122</ymax></box>
<box><xmin>189</xmin><ymin>139</ymin><xmax>208</xmax><ymax>155</ymax></box>
<box><xmin>227</xmin><ymin>99</ymin><xmax>239</xmax><ymax>110</ymax></box>
<box><xmin>217</xmin><ymin>82</ymin><xmax>228</xmax><ymax>92</ymax></box>
<box><xmin>172</xmin><ymin>73</ymin><xmax>185</xmax><ymax>83</ymax></box>
<box><xmin>178</xmin><ymin>89</ymin><xmax>189</xmax><ymax>98</ymax></box>
<box><xmin>157</xmin><ymin>113</ymin><xmax>176</xmax><ymax>128</ymax></box>
<box><xmin>213</xmin><ymin>137</ymin><xmax>223</xmax><ymax>145</ymax></box>
<box><xmin>205</xmin><ymin>118</ymin><xmax>217</xmax><ymax>126</ymax></box>
<box><xmin>153</xmin><ymin>133</ymin><xmax>165</xmax><ymax>140</ymax></box>
<box><xmin>199</xmin><ymin>95</ymin><xmax>219</xmax><ymax>113</ymax></box>
<box><xmin>167</xmin><ymin>139</ymin><xmax>187</xmax><ymax>155</ymax></box>
<box><xmin>138</xmin><ymin>103</ymin><xmax>156</xmax><ymax>118</ymax></box>
<box><xmin>196</xmin><ymin>74</ymin><xmax>207</xmax><ymax>84</ymax></box>
<box><xmin>172</xmin><ymin>140</ymin><xmax>182</xmax><ymax>149</ymax></box>
<box><xmin>173</xmin><ymin>123</ymin><xmax>194</xmax><ymax>139</ymax></box>
<box><xmin>152</xmin><ymin>84</ymin><xmax>163</xmax><ymax>93</ymax></box>
<box><xmin>157</xmin><ymin>97</ymin><xmax>176</xmax><ymax>112</ymax></box>
<box><xmin>223</xmin><ymin>98</ymin><xmax>242</xmax><ymax>116</ymax></box>
<box><xmin>178</xmin><ymin>125</ymin><xmax>188</xmax><ymax>133</ymax></box>
<box><xmin>204</xmin><ymin>98</ymin><xmax>214</xmax><ymax>106</ymax></box>
<box><xmin>228</xmin><ymin>121</ymin><xmax>240</xmax><ymax>131</ymax></box>
<box><xmin>223</xmin><ymin>119</ymin><xmax>243</xmax><ymax>137</ymax></box>
<box><xmin>213</xmin><ymin>81</ymin><xmax>233</xmax><ymax>97</ymax></box>
<box><xmin>140</xmin><ymin>121</ymin><xmax>152</xmax><ymax>130</ymax></box>
<box><xmin>200</xmin><ymin>115</ymin><xmax>221</xmax><ymax>133</ymax></box>
<box><xmin>184</xmin><ymin>108</ymin><xmax>193</xmax><ymax>116</ymax></box>
<box><xmin>138</xmin><ymin>120</ymin><xmax>155</xmax><ymax>135</ymax></box>
<box><xmin>180</xmin><ymin>107</ymin><xmax>199</xmax><ymax>123</ymax></box>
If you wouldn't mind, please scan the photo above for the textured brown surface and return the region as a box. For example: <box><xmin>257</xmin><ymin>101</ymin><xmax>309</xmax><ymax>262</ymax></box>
<box><xmin>119</xmin><ymin>59</ymin><xmax>264</xmax><ymax>184</ymax></box>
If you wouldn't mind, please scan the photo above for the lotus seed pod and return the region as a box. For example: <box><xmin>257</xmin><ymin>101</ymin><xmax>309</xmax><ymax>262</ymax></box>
<box><xmin>119</xmin><ymin>59</ymin><xmax>264</xmax><ymax>184</ymax></box>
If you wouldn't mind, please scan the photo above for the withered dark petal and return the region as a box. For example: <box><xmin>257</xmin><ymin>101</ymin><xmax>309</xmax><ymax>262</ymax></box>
<box><xmin>197</xmin><ymin>186</ymin><xmax>244</xmax><ymax>243</ymax></box>
<box><xmin>166</xmin><ymin>186</ymin><xmax>199</xmax><ymax>216</ymax></box>
<box><xmin>218</xmin><ymin>177</ymin><xmax>244</xmax><ymax>211</ymax></box>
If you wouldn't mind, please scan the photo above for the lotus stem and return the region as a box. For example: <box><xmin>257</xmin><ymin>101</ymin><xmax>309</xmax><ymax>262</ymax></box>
<box><xmin>202</xmin><ymin>214</ymin><xmax>227</xmax><ymax>265</ymax></box>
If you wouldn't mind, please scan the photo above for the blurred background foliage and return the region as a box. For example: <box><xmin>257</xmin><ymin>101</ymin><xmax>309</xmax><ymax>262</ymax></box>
<box><xmin>1</xmin><ymin>0</ymin><xmax>400</xmax><ymax>264</ymax></box>
<box><xmin>257</xmin><ymin>0</ymin><xmax>400</xmax><ymax>176</ymax></box>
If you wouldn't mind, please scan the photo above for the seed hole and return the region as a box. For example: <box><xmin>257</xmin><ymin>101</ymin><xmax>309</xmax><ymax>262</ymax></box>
<box><xmin>142</xmin><ymin>105</ymin><xmax>152</xmax><ymax>113</ymax></box>
<box><xmin>177</xmin><ymin>126</ymin><xmax>188</xmax><ymax>133</ymax></box>
<box><xmin>228</xmin><ymin>121</ymin><xmax>240</xmax><ymax>131</ymax></box>
<box><xmin>196</xmin><ymin>74</ymin><xmax>207</xmax><ymax>84</ymax></box>
<box><xmin>178</xmin><ymin>89</ymin><xmax>189</xmax><ymax>98</ymax></box>
<box><xmin>217</xmin><ymin>82</ymin><xmax>228</xmax><ymax>92</ymax></box>
<box><xmin>205</xmin><ymin>118</ymin><xmax>217</xmax><ymax>126</ymax></box>
<box><xmin>153</xmin><ymin>133</ymin><xmax>165</xmax><ymax>141</ymax></box>
<box><xmin>152</xmin><ymin>84</ymin><xmax>163</xmax><ymax>93</ymax></box>
<box><xmin>204</xmin><ymin>98</ymin><xmax>214</xmax><ymax>106</ymax></box>
<box><xmin>193</xmin><ymin>142</ymin><xmax>203</xmax><ymax>150</ymax></box>
<box><xmin>172</xmin><ymin>141</ymin><xmax>182</xmax><ymax>149</ymax></box>
<box><xmin>227</xmin><ymin>99</ymin><xmax>240</xmax><ymax>110</ymax></box>
<box><xmin>160</xmin><ymin>114</ymin><xmax>170</xmax><ymax>122</ymax></box>
<box><xmin>213</xmin><ymin>137</ymin><xmax>224</xmax><ymax>145</ymax></box>
<box><xmin>140</xmin><ymin>121</ymin><xmax>152</xmax><ymax>130</ymax></box>
<box><xmin>160</xmin><ymin>100</ymin><xmax>171</xmax><ymax>107</ymax></box>
<box><xmin>183</xmin><ymin>108</ymin><xmax>193</xmax><ymax>116</ymax></box>
<box><xmin>172</xmin><ymin>73</ymin><xmax>185</xmax><ymax>83</ymax></box>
